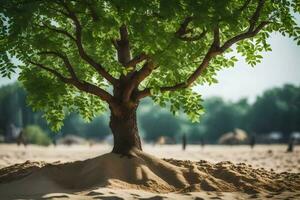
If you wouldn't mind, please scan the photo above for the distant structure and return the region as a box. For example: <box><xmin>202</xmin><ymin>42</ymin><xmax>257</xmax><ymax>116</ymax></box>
<box><xmin>218</xmin><ymin>129</ymin><xmax>248</xmax><ymax>145</ymax></box>
<box><xmin>182</xmin><ymin>133</ymin><xmax>187</xmax><ymax>150</ymax></box>
<box><xmin>266</xmin><ymin>132</ymin><xmax>282</xmax><ymax>144</ymax></box>
<box><xmin>57</xmin><ymin>135</ymin><xmax>88</xmax><ymax>146</ymax></box>
<box><xmin>156</xmin><ymin>136</ymin><xmax>166</xmax><ymax>145</ymax></box>
<box><xmin>155</xmin><ymin>136</ymin><xmax>176</xmax><ymax>145</ymax></box>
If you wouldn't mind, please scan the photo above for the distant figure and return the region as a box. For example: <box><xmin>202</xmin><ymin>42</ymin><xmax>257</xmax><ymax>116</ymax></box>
<box><xmin>52</xmin><ymin>133</ymin><xmax>58</xmax><ymax>147</ymax></box>
<box><xmin>17</xmin><ymin>129</ymin><xmax>26</xmax><ymax>146</ymax></box>
<box><xmin>287</xmin><ymin>136</ymin><xmax>295</xmax><ymax>153</ymax></box>
<box><xmin>182</xmin><ymin>133</ymin><xmax>187</xmax><ymax>151</ymax></box>
<box><xmin>53</xmin><ymin>138</ymin><xmax>57</xmax><ymax>147</ymax></box>
<box><xmin>200</xmin><ymin>136</ymin><xmax>205</xmax><ymax>149</ymax></box>
<box><xmin>89</xmin><ymin>140</ymin><xmax>95</xmax><ymax>147</ymax></box>
<box><xmin>250</xmin><ymin>135</ymin><xmax>256</xmax><ymax>149</ymax></box>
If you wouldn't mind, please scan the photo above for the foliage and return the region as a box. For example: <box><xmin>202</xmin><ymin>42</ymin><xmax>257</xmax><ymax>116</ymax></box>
<box><xmin>0</xmin><ymin>83</ymin><xmax>39</xmax><ymax>130</ymax></box>
<box><xmin>0</xmin><ymin>83</ymin><xmax>110</xmax><ymax>140</ymax></box>
<box><xmin>196</xmin><ymin>97</ymin><xmax>250</xmax><ymax>143</ymax></box>
<box><xmin>140</xmin><ymin>85</ymin><xmax>300</xmax><ymax>143</ymax></box>
<box><xmin>1</xmin><ymin>0</ymin><xmax>300</xmax><ymax>130</ymax></box>
<box><xmin>24</xmin><ymin>125</ymin><xmax>51</xmax><ymax>146</ymax></box>
<box><xmin>61</xmin><ymin>112</ymin><xmax>110</xmax><ymax>139</ymax></box>
<box><xmin>139</xmin><ymin>103</ymin><xmax>182</xmax><ymax>141</ymax></box>
<box><xmin>247</xmin><ymin>84</ymin><xmax>300</xmax><ymax>139</ymax></box>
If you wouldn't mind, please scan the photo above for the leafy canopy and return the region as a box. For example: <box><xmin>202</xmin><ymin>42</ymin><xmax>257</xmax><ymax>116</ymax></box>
<box><xmin>1</xmin><ymin>0</ymin><xmax>300</xmax><ymax>130</ymax></box>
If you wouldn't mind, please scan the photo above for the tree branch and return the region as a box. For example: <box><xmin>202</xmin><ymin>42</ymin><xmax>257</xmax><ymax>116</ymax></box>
<box><xmin>111</xmin><ymin>39</ymin><xmax>118</xmax><ymax>50</ymax></box>
<box><xmin>114</xmin><ymin>24</ymin><xmax>131</xmax><ymax>66</ymax></box>
<box><xmin>179</xmin><ymin>29</ymin><xmax>207</xmax><ymax>41</ymax></box>
<box><xmin>73</xmin><ymin>80</ymin><xmax>113</xmax><ymax>103</ymax></box>
<box><xmin>239</xmin><ymin>0</ymin><xmax>252</xmax><ymax>12</ymax></box>
<box><xmin>212</xmin><ymin>25</ymin><xmax>220</xmax><ymax>48</ymax></box>
<box><xmin>124</xmin><ymin>52</ymin><xmax>148</xmax><ymax>67</ymax></box>
<box><xmin>136</xmin><ymin>49</ymin><xmax>215</xmax><ymax>100</ymax></box>
<box><xmin>249</xmin><ymin>0</ymin><xmax>265</xmax><ymax>31</ymax></box>
<box><xmin>175</xmin><ymin>17</ymin><xmax>193</xmax><ymax>37</ymax></box>
<box><xmin>36</xmin><ymin>23</ymin><xmax>76</xmax><ymax>42</ymax></box>
<box><xmin>123</xmin><ymin>60</ymin><xmax>155</xmax><ymax>101</ymax></box>
<box><xmin>86</xmin><ymin>1</ymin><xmax>99</xmax><ymax>21</ymax></box>
<box><xmin>220</xmin><ymin>21</ymin><xmax>270</xmax><ymax>52</ymax></box>
<box><xmin>57</xmin><ymin>1</ymin><xmax>118</xmax><ymax>86</ymax></box>
<box><xmin>175</xmin><ymin>17</ymin><xmax>207</xmax><ymax>42</ymax></box>
<box><xmin>38</xmin><ymin>51</ymin><xmax>77</xmax><ymax>79</ymax></box>
<box><xmin>48</xmin><ymin>4</ymin><xmax>69</xmax><ymax>16</ymax></box>
<box><xmin>28</xmin><ymin>60</ymin><xmax>70</xmax><ymax>83</ymax></box>
<box><xmin>28</xmin><ymin>60</ymin><xmax>114</xmax><ymax>103</ymax></box>
<box><xmin>136</xmin><ymin>0</ymin><xmax>269</xmax><ymax>100</ymax></box>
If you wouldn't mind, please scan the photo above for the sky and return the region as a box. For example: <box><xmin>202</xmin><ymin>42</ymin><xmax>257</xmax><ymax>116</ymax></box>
<box><xmin>195</xmin><ymin>32</ymin><xmax>300</xmax><ymax>102</ymax></box>
<box><xmin>1</xmin><ymin>29</ymin><xmax>300</xmax><ymax>103</ymax></box>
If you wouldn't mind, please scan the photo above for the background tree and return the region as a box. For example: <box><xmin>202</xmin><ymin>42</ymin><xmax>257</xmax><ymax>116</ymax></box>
<box><xmin>197</xmin><ymin>97</ymin><xmax>250</xmax><ymax>143</ymax></box>
<box><xmin>1</xmin><ymin>83</ymin><xmax>300</xmax><ymax>144</ymax></box>
<box><xmin>24</xmin><ymin>125</ymin><xmax>52</xmax><ymax>146</ymax></box>
<box><xmin>247</xmin><ymin>84</ymin><xmax>300</xmax><ymax>141</ymax></box>
<box><xmin>141</xmin><ymin>112</ymin><xmax>181</xmax><ymax>142</ymax></box>
<box><xmin>1</xmin><ymin>0</ymin><xmax>300</xmax><ymax>154</ymax></box>
<box><xmin>0</xmin><ymin>83</ymin><xmax>110</xmax><ymax>141</ymax></box>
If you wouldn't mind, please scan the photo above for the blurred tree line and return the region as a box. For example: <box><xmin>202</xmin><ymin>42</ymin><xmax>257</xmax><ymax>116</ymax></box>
<box><xmin>0</xmin><ymin>82</ymin><xmax>299</xmax><ymax>144</ymax></box>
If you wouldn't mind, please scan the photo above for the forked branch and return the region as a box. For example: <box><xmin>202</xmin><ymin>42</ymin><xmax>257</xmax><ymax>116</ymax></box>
<box><xmin>38</xmin><ymin>51</ymin><xmax>77</xmax><ymax>80</ymax></box>
<box><xmin>124</xmin><ymin>53</ymin><xmax>148</xmax><ymax>68</ymax></box>
<box><xmin>112</xmin><ymin>25</ymin><xmax>132</xmax><ymax>66</ymax></box>
<box><xmin>38</xmin><ymin>23</ymin><xmax>76</xmax><ymax>42</ymax></box>
<box><xmin>175</xmin><ymin>17</ymin><xmax>207</xmax><ymax>41</ymax></box>
<box><xmin>136</xmin><ymin>0</ymin><xmax>269</xmax><ymax>99</ymax></box>
<box><xmin>123</xmin><ymin>60</ymin><xmax>154</xmax><ymax>101</ymax></box>
<box><xmin>52</xmin><ymin>1</ymin><xmax>118</xmax><ymax>86</ymax></box>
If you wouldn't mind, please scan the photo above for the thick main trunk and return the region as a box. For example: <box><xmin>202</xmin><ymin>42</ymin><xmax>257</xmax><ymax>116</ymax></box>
<box><xmin>109</xmin><ymin>105</ymin><xmax>142</xmax><ymax>154</ymax></box>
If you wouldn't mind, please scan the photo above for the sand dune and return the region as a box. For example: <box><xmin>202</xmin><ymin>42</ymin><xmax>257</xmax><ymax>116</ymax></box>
<box><xmin>0</xmin><ymin>146</ymin><xmax>299</xmax><ymax>200</ymax></box>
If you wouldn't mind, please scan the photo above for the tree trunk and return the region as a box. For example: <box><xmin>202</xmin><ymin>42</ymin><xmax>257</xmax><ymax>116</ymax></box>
<box><xmin>109</xmin><ymin>104</ymin><xmax>142</xmax><ymax>154</ymax></box>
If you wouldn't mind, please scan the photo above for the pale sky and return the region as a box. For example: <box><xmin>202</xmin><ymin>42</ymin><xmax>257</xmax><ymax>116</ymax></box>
<box><xmin>195</xmin><ymin>32</ymin><xmax>300</xmax><ymax>102</ymax></box>
<box><xmin>1</xmin><ymin>31</ymin><xmax>300</xmax><ymax>103</ymax></box>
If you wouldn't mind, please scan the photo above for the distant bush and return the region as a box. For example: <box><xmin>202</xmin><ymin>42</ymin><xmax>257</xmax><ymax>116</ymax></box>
<box><xmin>24</xmin><ymin>125</ymin><xmax>51</xmax><ymax>146</ymax></box>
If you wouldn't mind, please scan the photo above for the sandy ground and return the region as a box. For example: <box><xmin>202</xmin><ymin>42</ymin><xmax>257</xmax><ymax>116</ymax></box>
<box><xmin>0</xmin><ymin>144</ymin><xmax>299</xmax><ymax>173</ymax></box>
<box><xmin>0</xmin><ymin>144</ymin><xmax>299</xmax><ymax>200</ymax></box>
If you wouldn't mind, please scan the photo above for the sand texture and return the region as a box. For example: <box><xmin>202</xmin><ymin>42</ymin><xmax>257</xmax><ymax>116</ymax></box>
<box><xmin>0</xmin><ymin>144</ymin><xmax>299</xmax><ymax>199</ymax></box>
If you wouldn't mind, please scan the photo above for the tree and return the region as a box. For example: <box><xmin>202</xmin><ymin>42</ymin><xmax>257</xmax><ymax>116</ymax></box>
<box><xmin>140</xmin><ymin>111</ymin><xmax>182</xmax><ymax>142</ymax></box>
<box><xmin>24</xmin><ymin>125</ymin><xmax>52</xmax><ymax>146</ymax></box>
<box><xmin>0</xmin><ymin>83</ymin><xmax>28</xmax><ymax>132</ymax></box>
<box><xmin>1</xmin><ymin>0</ymin><xmax>300</xmax><ymax>155</ymax></box>
<box><xmin>247</xmin><ymin>84</ymin><xmax>300</xmax><ymax>141</ymax></box>
<box><xmin>199</xmin><ymin>97</ymin><xmax>241</xmax><ymax>143</ymax></box>
<box><xmin>0</xmin><ymin>83</ymin><xmax>51</xmax><ymax>137</ymax></box>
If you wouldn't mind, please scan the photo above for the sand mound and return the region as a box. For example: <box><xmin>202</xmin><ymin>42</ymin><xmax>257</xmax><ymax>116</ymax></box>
<box><xmin>0</xmin><ymin>149</ymin><xmax>299</xmax><ymax>198</ymax></box>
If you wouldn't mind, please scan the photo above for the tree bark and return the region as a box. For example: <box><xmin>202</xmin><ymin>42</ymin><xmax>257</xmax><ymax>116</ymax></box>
<box><xmin>109</xmin><ymin>104</ymin><xmax>142</xmax><ymax>154</ymax></box>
